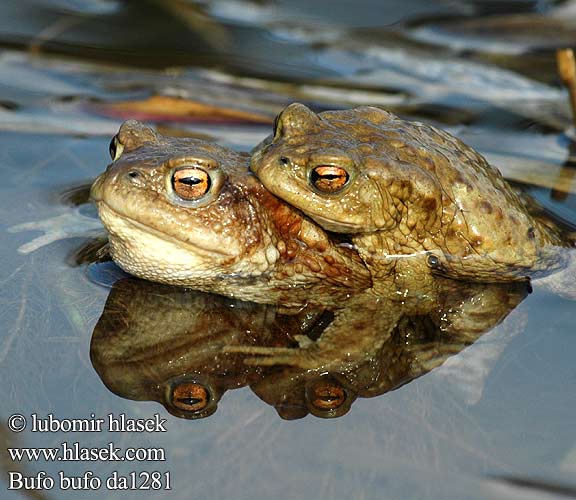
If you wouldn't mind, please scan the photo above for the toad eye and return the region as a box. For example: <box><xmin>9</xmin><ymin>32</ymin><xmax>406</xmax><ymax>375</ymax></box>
<box><xmin>109</xmin><ymin>135</ymin><xmax>124</xmax><ymax>161</ymax></box>
<box><xmin>170</xmin><ymin>381</ymin><xmax>211</xmax><ymax>413</ymax></box>
<box><xmin>310</xmin><ymin>165</ymin><xmax>350</xmax><ymax>193</ymax></box>
<box><xmin>172</xmin><ymin>167</ymin><xmax>211</xmax><ymax>201</ymax></box>
<box><xmin>309</xmin><ymin>382</ymin><xmax>347</xmax><ymax>411</ymax></box>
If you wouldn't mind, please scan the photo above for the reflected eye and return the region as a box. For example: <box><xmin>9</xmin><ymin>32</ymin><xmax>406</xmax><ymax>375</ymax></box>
<box><xmin>172</xmin><ymin>167</ymin><xmax>211</xmax><ymax>201</ymax></box>
<box><xmin>305</xmin><ymin>377</ymin><xmax>351</xmax><ymax>418</ymax></box>
<box><xmin>109</xmin><ymin>135</ymin><xmax>124</xmax><ymax>161</ymax></box>
<box><xmin>171</xmin><ymin>382</ymin><xmax>210</xmax><ymax>413</ymax></box>
<box><xmin>309</xmin><ymin>382</ymin><xmax>346</xmax><ymax>411</ymax></box>
<box><xmin>310</xmin><ymin>165</ymin><xmax>349</xmax><ymax>193</ymax></box>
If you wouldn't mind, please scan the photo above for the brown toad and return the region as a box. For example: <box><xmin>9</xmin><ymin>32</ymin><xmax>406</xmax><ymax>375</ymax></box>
<box><xmin>251</xmin><ymin>103</ymin><xmax>573</xmax><ymax>299</ymax></box>
<box><xmin>90</xmin><ymin>120</ymin><xmax>371</xmax><ymax>308</ymax></box>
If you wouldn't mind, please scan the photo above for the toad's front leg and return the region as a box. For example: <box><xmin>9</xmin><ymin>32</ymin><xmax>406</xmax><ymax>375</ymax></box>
<box><xmin>225</xmin><ymin>297</ymin><xmax>401</xmax><ymax>370</ymax></box>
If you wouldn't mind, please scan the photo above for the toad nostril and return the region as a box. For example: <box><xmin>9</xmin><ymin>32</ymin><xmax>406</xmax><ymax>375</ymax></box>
<box><xmin>127</xmin><ymin>171</ymin><xmax>140</xmax><ymax>179</ymax></box>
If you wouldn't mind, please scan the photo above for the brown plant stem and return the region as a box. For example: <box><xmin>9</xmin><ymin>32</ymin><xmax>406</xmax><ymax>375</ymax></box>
<box><xmin>557</xmin><ymin>48</ymin><xmax>576</xmax><ymax>128</ymax></box>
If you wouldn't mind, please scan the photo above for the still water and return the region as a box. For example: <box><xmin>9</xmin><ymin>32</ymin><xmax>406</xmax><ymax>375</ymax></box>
<box><xmin>1</xmin><ymin>1</ymin><xmax>576</xmax><ymax>499</ymax></box>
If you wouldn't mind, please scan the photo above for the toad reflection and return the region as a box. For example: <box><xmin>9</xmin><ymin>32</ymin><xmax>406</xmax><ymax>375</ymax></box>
<box><xmin>90</xmin><ymin>277</ymin><xmax>529</xmax><ymax>420</ymax></box>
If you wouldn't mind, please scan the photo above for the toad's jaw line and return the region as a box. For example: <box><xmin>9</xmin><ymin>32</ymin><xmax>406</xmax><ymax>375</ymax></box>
<box><xmin>309</xmin><ymin>212</ymin><xmax>365</xmax><ymax>232</ymax></box>
<box><xmin>96</xmin><ymin>201</ymin><xmax>233</xmax><ymax>258</ymax></box>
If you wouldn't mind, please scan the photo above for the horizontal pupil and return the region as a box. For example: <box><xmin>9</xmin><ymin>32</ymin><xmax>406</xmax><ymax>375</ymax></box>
<box><xmin>176</xmin><ymin>397</ymin><xmax>203</xmax><ymax>405</ymax></box>
<box><xmin>319</xmin><ymin>395</ymin><xmax>339</xmax><ymax>401</ymax></box>
<box><xmin>179</xmin><ymin>177</ymin><xmax>203</xmax><ymax>185</ymax></box>
<box><xmin>320</xmin><ymin>174</ymin><xmax>343</xmax><ymax>180</ymax></box>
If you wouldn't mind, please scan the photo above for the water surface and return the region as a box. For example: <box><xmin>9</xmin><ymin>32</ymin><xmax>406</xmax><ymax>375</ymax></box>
<box><xmin>1</xmin><ymin>1</ymin><xmax>576</xmax><ymax>499</ymax></box>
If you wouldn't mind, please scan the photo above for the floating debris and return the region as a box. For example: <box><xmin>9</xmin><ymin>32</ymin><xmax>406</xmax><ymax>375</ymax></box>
<box><xmin>94</xmin><ymin>94</ymin><xmax>273</xmax><ymax>124</ymax></box>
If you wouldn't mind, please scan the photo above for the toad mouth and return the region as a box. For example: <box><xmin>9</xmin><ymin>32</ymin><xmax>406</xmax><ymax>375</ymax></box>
<box><xmin>308</xmin><ymin>212</ymin><xmax>365</xmax><ymax>233</ymax></box>
<box><xmin>96</xmin><ymin>201</ymin><xmax>233</xmax><ymax>257</ymax></box>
